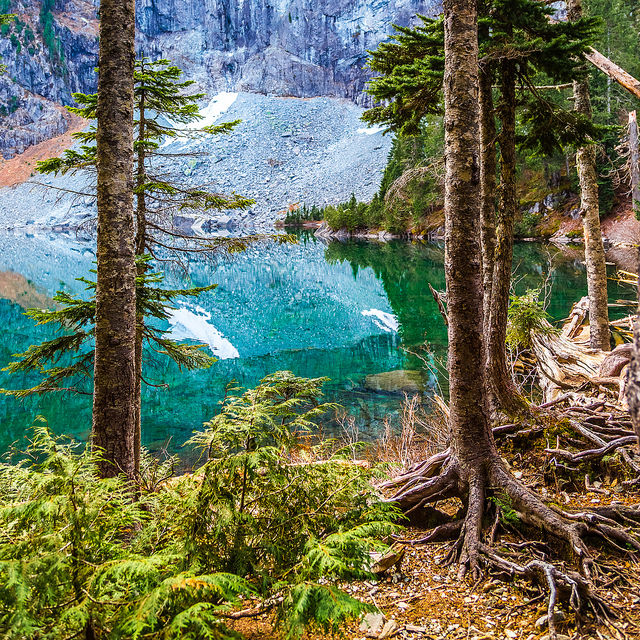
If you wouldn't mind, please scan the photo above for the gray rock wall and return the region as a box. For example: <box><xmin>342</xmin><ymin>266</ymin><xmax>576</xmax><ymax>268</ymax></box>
<box><xmin>1</xmin><ymin>0</ymin><xmax>439</xmax><ymax>157</ymax></box>
<box><xmin>136</xmin><ymin>0</ymin><xmax>439</xmax><ymax>103</ymax></box>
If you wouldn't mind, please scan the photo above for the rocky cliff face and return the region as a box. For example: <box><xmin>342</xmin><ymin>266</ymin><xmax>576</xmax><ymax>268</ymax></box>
<box><xmin>136</xmin><ymin>0</ymin><xmax>438</xmax><ymax>103</ymax></box>
<box><xmin>0</xmin><ymin>0</ymin><xmax>99</xmax><ymax>157</ymax></box>
<box><xmin>1</xmin><ymin>0</ymin><xmax>438</xmax><ymax>158</ymax></box>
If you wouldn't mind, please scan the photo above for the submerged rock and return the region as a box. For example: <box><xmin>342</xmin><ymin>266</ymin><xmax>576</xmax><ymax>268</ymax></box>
<box><xmin>364</xmin><ymin>369</ymin><xmax>425</xmax><ymax>394</ymax></box>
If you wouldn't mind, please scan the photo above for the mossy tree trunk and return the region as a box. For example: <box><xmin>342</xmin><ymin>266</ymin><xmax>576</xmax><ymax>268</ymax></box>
<box><xmin>478</xmin><ymin>52</ymin><xmax>497</xmax><ymax>341</ymax></box>
<box><xmin>92</xmin><ymin>0</ymin><xmax>137</xmax><ymax>479</ymax></box>
<box><xmin>486</xmin><ymin>55</ymin><xmax>527</xmax><ymax>416</ymax></box>
<box><xmin>569</xmin><ymin>0</ymin><xmax>610</xmax><ymax>352</ymax></box>
<box><xmin>442</xmin><ymin>0</ymin><xmax>497</xmax><ymax>572</ymax></box>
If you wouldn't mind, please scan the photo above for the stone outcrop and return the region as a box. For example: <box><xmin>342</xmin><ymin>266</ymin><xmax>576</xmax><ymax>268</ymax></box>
<box><xmin>0</xmin><ymin>0</ymin><xmax>99</xmax><ymax>157</ymax></box>
<box><xmin>0</xmin><ymin>0</ymin><xmax>439</xmax><ymax>157</ymax></box>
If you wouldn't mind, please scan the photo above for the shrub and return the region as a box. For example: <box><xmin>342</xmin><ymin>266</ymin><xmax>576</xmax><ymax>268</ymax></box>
<box><xmin>514</xmin><ymin>207</ymin><xmax>543</xmax><ymax>238</ymax></box>
<box><xmin>0</xmin><ymin>373</ymin><xmax>399</xmax><ymax>639</ymax></box>
<box><xmin>506</xmin><ymin>288</ymin><xmax>554</xmax><ymax>350</ymax></box>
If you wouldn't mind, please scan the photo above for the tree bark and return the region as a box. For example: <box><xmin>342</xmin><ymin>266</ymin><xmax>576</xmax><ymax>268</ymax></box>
<box><xmin>92</xmin><ymin>0</ymin><xmax>137</xmax><ymax>479</ymax></box>
<box><xmin>629</xmin><ymin>111</ymin><xmax>640</xmax><ymax>210</ymax></box>
<box><xmin>382</xmin><ymin>0</ymin><xmax>626</xmax><ymax>581</ymax></box>
<box><xmin>627</xmin><ymin>255</ymin><xmax>640</xmax><ymax>448</ymax></box>
<box><xmin>478</xmin><ymin>53</ymin><xmax>497</xmax><ymax>340</ymax></box>
<box><xmin>486</xmin><ymin>56</ymin><xmax>527</xmax><ymax>416</ymax></box>
<box><xmin>134</xmin><ymin>81</ymin><xmax>147</xmax><ymax>477</ymax></box>
<box><xmin>568</xmin><ymin>0</ymin><xmax>610</xmax><ymax>352</ymax></box>
<box><xmin>442</xmin><ymin>0</ymin><xmax>501</xmax><ymax>573</ymax></box>
<box><xmin>626</xmin><ymin>113</ymin><xmax>640</xmax><ymax>445</ymax></box>
<box><xmin>443</xmin><ymin>0</ymin><xmax>496</xmax><ymax>485</ymax></box>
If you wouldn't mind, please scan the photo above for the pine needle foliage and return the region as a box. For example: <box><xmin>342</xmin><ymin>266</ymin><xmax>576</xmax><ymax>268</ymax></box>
<box><xmin>363</xmin><ymin>15</ymin><xmax>444</xmax><ymax>135</ymax></box>
<box><xmin>36</xmin><ymin>57</ymin><xmax>264</xmax><ymax>263</ymax></box>
<box><xmin>0</xmin><ymin>420</ymin><xmax>252</xmax><ymax>639</ymax></box>
<box><xmin>187</xmin><ymin>372</ymin><xmax>400</xmax><ymax>582</ymax></box>
<box><xmin>1</xmin><ymin>258</ymin><xmax>216</xmax><ymax>398</ymax></box>
<box><xmin>0</xmin><ymin>374</ymin><xmax>400</xmax><ymax>639</ymax></box>
<box><xmin>363</xmin><ymin>3</ymin><xmax>606</xmax><ymax>153</ymax></box>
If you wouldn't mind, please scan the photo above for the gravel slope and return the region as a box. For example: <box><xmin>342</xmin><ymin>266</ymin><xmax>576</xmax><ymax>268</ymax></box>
<box><xmin>0</xmin><ymin>92</ymin><xmax>392</xmax><ymax>231</ymax></box>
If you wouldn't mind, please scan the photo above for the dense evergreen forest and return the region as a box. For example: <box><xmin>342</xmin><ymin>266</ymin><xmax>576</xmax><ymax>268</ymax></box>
<box><xmin>1</xmin><ymin>1</ymin><xmax>640</xmax><ymax>638</ymax></box>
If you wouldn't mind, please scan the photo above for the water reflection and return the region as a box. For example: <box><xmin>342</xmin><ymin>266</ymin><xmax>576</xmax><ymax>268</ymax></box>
<box><xmin>0</xmin><ymin>231</ymin><xmax>633</xmax><ymax>454</ymax></box>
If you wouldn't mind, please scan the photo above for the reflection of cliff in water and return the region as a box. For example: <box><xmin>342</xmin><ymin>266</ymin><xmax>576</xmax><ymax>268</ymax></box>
<box><xmin>0</xmin><ymin>272</ymin><xmax>52</xmax><ymax>310</ymax></box>
<box><xmin>325</xmin><ymin>240</ymin><xmax>448</xmax><ymax>351</ymax></box>
<box><xmin>0</xmin><ymin>233</ymin><xmax>425</xmax><ymax>453</ymax></box>
<box><xmin>1</xmin><ymin>233</ymin><xmax>634</xmax><ymax>455</ymax></box>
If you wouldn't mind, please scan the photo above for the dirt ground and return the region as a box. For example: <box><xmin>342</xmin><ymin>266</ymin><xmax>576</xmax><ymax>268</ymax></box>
<box><xmin>0</xmin><ymin>111</ymin><xmax>87</xmax><ymax>188</ymax></box>
<box><xmin>227</xmin><ymin>522</ymin><xmax>639</xmax><ymax>640</ymax></box>
<box><xmin>226</xmin><ymin>446</ymin><xmax>640</xmax><ymax>640</ymax></box>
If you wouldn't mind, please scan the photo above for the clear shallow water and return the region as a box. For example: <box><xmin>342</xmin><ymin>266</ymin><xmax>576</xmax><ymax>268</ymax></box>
<box><xmin>0</xmin><ymin>231</ymin><xmax>633</xmax><ymax>455</ymax></box>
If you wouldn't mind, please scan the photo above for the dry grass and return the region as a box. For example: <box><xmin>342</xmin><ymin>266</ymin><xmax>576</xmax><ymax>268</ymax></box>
<box><xmin>372</xmin><ymin>394</ymin><xmax>450</xmax><ymax>471</ymax></box>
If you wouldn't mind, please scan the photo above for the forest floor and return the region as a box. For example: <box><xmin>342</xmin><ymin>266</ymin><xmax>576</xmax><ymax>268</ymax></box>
<box><xmin>227</xmin><ymin>433</ymin><xmax>640</xmax><ymax>640</ymax></box>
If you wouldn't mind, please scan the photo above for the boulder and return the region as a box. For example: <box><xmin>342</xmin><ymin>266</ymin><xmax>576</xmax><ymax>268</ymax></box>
<box><xmin>364</xmin><ymin>370</ymin><xmax>425</xmax><ymax>394</ymax></box>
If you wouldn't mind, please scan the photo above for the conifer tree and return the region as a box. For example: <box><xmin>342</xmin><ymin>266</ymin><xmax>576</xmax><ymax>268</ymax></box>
<box><xmin>9</xmin><ymin>57</ymin><xmax>268</xmax><ymax>475</ymax></box>
<box><xmin>38</xmin><ymin>57</ymin><xmax>255</xmax><ymax>470</ymax></box>
<box><xmin>364</xmin><ymin>3</ymin><xmax>602</xmax><ymax>415</ymax></box>
<box><xmin>378</xmin><ymin>4</ymin><xmax>640</xmax><ymax>610</ymax></box>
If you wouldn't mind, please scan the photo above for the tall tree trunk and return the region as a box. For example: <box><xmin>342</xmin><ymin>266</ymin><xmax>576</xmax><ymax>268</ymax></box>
<box><xmin>629</xmin><ymin>111</ymin><xmax>640</xmax><ymax>212</ymax></box>
<box><xmin>487</xmin><ymin>57</ymin><xmax>527</xmax><ymax>416</ymax></box>
<box><xmin>626</xmin><ymin>112</ymin><xmax>640</xmax><ymax>447</ymax></box>
<box><xmin>443</xmin><ymin>0</ymin><xmax>497</xmax><ymax>573</ymax></box>
<box><xmin>627</xmin><ymin>260</ymin><xmax>640</xmax><ymax>448</ymax></box>
<box><xmin>569</xmin><ymin>0</ymin><xmax>610</xmax><ymax>352</ymax></box>
<box><xmin>92</xmin><ymin>0</ymin><xmax>137</xmax><ymax>479</ymax></box>
<box><xmin>134</xmin><ymin>85</ymin><xmax>147</xmax><ymax>476</ymax></box>
<box><xmin>444</xmin><ymin>0</ymin><xmax>492</xmax><ymax>449</ymax></box>
<box><xmin>478</xmin><ymin>55</ymin><xmax>497</xmax><ymax>340</ymax></box>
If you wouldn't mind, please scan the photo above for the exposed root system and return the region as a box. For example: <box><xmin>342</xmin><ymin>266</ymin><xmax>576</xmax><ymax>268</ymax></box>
<box><xmin>381</xmin><ymin>436</ymin><xmax>640</xmax><ymax>639</ymax></box>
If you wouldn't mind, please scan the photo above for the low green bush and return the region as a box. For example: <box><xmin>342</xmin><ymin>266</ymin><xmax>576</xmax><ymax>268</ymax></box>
<box><xmin>0</xmin><ymin>372</ymin><xmax>399</xmax><ymax>639</ymax></box>
<box><xmin>506</xmin><ymin>288</ymin><xmax>555</xmax><ymax>350</ymax></box>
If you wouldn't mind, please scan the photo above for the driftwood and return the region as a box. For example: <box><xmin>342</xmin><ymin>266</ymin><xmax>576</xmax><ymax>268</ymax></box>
<box><xmin>561</xmin><ymin>296</ymin><xmax>589</xmax><ymax>341</ymax></box>
<box><xmin>529</xmin><ymin>295</ymin><xmax>639</xmax><ymax>466</ymax></box>
<box><xmin>532</xmin><ymin>297</ymin><xmax>635</xmax><ymax>407</ymax></box>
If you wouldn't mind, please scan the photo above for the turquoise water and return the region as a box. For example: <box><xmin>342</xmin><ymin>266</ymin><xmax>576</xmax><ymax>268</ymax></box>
<box><xmin>0</xmin><ymin>231</ymin><xmax>633</xmax><ymax>454</ymax></box>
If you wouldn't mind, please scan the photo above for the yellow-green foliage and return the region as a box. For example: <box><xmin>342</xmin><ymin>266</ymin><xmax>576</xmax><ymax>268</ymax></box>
<box><xmin>0</xmin><ymin>373</ymin><xmax>400</xmax><ymax>639</ymax></box>
<box><xmin>506</xmin><ymin>289</ymin><xmax>555</xmax><ymax>350</ymax></box>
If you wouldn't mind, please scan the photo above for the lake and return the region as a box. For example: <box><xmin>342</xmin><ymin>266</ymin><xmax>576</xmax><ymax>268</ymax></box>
<box><xmin>0</xmin><ymin>230</ymin><xmax>633</xmax><ymax>455</ymax></box>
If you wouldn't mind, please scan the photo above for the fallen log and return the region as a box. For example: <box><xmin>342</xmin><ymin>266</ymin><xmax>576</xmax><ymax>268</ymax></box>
<box><xmin>585</xmin><ymin>48</ymin><xmax>640</xmax><ymax>101</ymax></box>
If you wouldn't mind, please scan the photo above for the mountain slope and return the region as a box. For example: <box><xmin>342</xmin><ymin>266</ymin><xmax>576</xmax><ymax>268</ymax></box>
<box><xmin>0</xmin><ymin>0</ymin><xmax>439</xmax><ymax>158</ymax></box>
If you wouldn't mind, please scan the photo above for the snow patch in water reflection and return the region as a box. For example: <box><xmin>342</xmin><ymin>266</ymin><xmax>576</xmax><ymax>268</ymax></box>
<box><xmin>168</xmin><ymin>304</ymin><xmax>240</xmax><ymax>360</ymax></box>
<box><xmin>361</xmin><ymin>309</ymin><xmax>399</xmax><ymax>333</ymax></box>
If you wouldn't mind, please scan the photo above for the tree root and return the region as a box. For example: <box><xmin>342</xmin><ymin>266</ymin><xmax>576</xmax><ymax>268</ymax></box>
<box><xmin>477</xmin><ymin>544</ymin><xmax>611</xmax><ymax>640</ymax></box>
<box><xmin>382</xmin><ymin>449</ymin><xmax>640</xmax><ymax>638</ymax></box>
<box><xmin>545</xmin><ymin>436</ymin><xmax>638</xmax><ymax>463</ymax></box>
